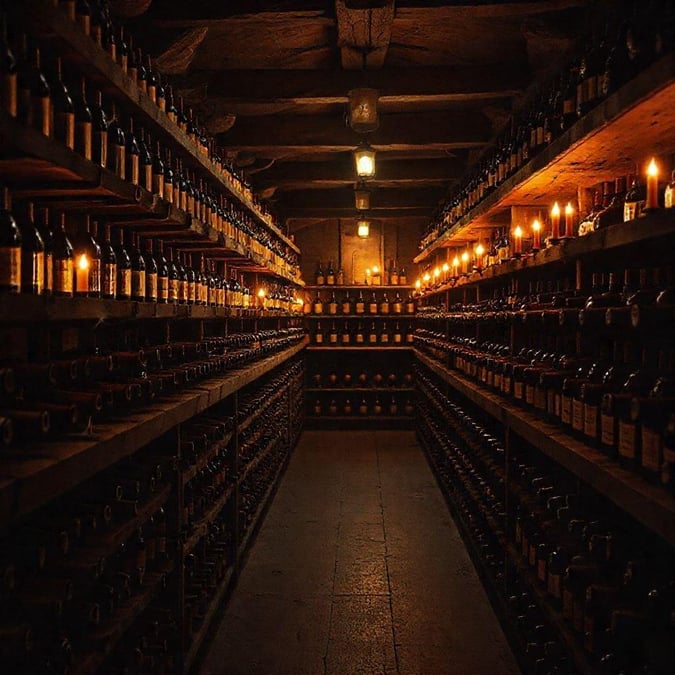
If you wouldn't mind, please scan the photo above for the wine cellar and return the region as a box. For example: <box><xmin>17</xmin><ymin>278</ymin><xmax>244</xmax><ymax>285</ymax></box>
<box><xmin>0</xmin><ymin>1</ymin><xmax>673</xmax><ymax>674</ymax></box>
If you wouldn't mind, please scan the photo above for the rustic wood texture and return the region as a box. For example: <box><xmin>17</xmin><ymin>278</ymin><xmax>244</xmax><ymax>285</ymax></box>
<box><xmin>335</xmin><ymin>0</ymin><xmax>395</xmax><ymax>69</ymax></box>
<box><xmin>153</xmin><ymin>27</ymin><xmax>209</xmax><ymax>75</ymax></box>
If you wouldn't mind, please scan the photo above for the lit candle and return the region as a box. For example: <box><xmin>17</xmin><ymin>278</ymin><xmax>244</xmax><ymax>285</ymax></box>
<box><xmin>372</xmin><ymin>264</ymin><xmax>381</xmax><ymax>285</ymax></box>
<box><xmin>461</xmin><ymin>250</ymin><xmax>470</xmax><ymax>274</ymax></box>
<box><xmin>76</xmin><ymin>253</ymin><xmax>90</xmax><ymax>294</ymax></box>
<box><xmin>452</xmin><ymin>255</ymin><xmax>460</xmax><ymax>278</ymax></box>
<box><xmin>474</xmin><ymin>243</ymin><xmax>485</xmax><ymax>271</ymax></box>
<box><xmin>531</xmin><ymin>219</ymin><xmax>542</xmax><ymax>251</ymax></box>
<box><xmin>513</xmin><ymin>226</ymin><xmax>523</xmax><ymax>256</ymax></box>
<box><xmin>365</xmin><ymin>268</ymin><xmax>371</xmax><ymax>285</ymax></box>
<box><xmin>550</xmin><ymin>202</ymin><xmax>561</xmax><ymax>240</ymax></box>
<box><xmin>415</xmin><ymin>279</ymin><xmax>421</xmax><ymax>294</ymax></box>
<box><xmin>646</xmin><ymin>158</ymin><xmax>659</xmax><ymax>210</ymax></box>
<box><xmin>564</xmin><ymin>202</ymin><xmax>575</xmax><ymax>238</ymax></box>
<box><xmin>257</xmin><ymin>287</ymin><xmax>266</xmax><ymax>308</ymax></box>
<box><xmin>423</xmin><ymin>272</ymin><xmax>431</xmax><ymax>288</ymax></box>
<box><xmin>442</xmin><ymin>262</ymin><xmax>449</xmax><ymax>281</ymax></box>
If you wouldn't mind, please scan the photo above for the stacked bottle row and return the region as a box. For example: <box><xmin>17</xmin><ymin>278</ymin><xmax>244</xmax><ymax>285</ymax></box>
<box><xmin>313</xmin><ymin>259</ymin><xmax>408</xmax><ymax>286</ymax></box>
<box><xmin>311</xmin><ymin>320</ymin><xmax>414</xmax><ymax>347</ymax></box>
<box><xmin>308</xmin><ymin>370</ymin><xmax>414</xmax><ymax>390</ymax></box>
<box><xmin>0</xmin><ymin>328</ymin><xmax>304</xmax><ymax>448</ymax></box>
<box><xmin>414</xmin><ymin>266</ymin><xmax>675</xmax><ymax>494</ymax></box>
<box><xmin>310</xmin><ymin>394</ymin><xmax>415</xmax><ymax>419</ymax></box>
<box><xmin>0</xmin><ymin>441</ymin><xmax>175</xmax><ymax>675</ymax></box>
<box><xmin>419</xmin><ymin>0</ymin><xmax>674</xmax><ymax>253</ymax></box>
<box><xmin>0</xmin><ymin>6</ymin><xmax>299</xmax><ymax>280</ymax></box>
<box><xmin>416</xmin><ymin>363</ymin><xmax>674</xmax><ymax>675</ymax></box>
<box><xmin>306</xmin><ymin>288</ymin><xmax>416</xmax><ymax>316</ymax></box>
<box><xmin>0</xmin><ymin>192</ymin><xmax>301</xmax><ymax>311</ymax></box>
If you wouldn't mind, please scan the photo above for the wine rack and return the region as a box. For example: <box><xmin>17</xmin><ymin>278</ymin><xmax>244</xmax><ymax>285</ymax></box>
<box><xmin>416</xmin><ymin>361</ymin><xmax>674</xmax><ymax>675</ymax></box>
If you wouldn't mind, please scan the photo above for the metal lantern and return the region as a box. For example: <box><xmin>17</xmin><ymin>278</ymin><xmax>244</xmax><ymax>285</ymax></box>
<box><xmin>355</xmin><ymin>186</ymin><xmax>371</xmax><ymax>211</ymax></box>
<box><xmin>353</xmin><ymin>141</ymin><xmax>376</xmax><ymax>179</ymax></box>
<box><xmin>348</xmin><ymin>87</ymin><xmax>379</xmax><ymax>133</ymax></box>
<box><xmin>357</xmin><ymin>218</ymin><xmax>370</xmax><ymax>238</ymax></box>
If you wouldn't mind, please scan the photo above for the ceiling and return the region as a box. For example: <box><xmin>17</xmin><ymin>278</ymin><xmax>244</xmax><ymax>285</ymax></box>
<box><xmin>128</xmin><ymin>0</ymin><xmax>590</xmax><ymax>236</ymax></box>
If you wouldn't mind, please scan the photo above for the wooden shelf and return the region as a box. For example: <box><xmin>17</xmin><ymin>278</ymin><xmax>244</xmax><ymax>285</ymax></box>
<box><xmin>418</xmin><ymin>211</ymin><xmax>675</xmax><ymax>296</ymax></box>
<box><xmin>304</xmin><ymin>314</ymin><xmax>416</xmax><ymax>319</ymax></box>
<box><xmin>18</xmin><ymin>0</ymin><xmax>299</xmax><ymax>256</ymax></box>
<box><xmin>183</xmin><ymin>566</ymin><xmax>235</xmax><ymax>674</ymax></box>
<box><xmin>182</xmin><ymin>485</ymin><xmax>235</xmax><ymax>557</ymax></box>
<box><xmin>414</xmin><ymin>52</ymin><xmax>675</xmax><ymax>263</ymax></box>
<box><xmin>238</xmin><ymin>436</ymin><xmax>281</xmax><ymax>486</ymax></box>
<box><xmin>74</xmin><ymin>559</ymin><xmax>175</xmax><ymax>675</ymax></box>
<box><xmin>237</xmin><ymin>386</ymin><xmax>287</xmax><ymax>434</ymax></box>
<box><xmin>415</xmin><ymin>349</ymin><xmax>675</xmax><ymax>547</ymax></box>
<box><xmin>305</xmin><ymin>285</ymin><xmax>414</xmax><ymax>291</ymax></box>
<box><xmin>306</xmin><ymin>345</ymin><xmax>413</xmax><ymax>351</ymax></box>
<box><xmin>0</xmin><ymin>110</ymin><xmax>301</xmax><ymax>285</ymax></box>
<box><xmin>0</xmin><ymin>339</ymin><xmax>306</xmax><ymax>530</ymax></box>
<box><xmin>305</xmin><ymin>387</ymin><xmax>415</xmax><ymax>393</ymax></box>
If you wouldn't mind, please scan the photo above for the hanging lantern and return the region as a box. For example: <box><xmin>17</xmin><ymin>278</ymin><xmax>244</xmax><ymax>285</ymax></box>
<box><xmin>355</xmin><ymin>185</ymin><xmax>371</xmax><ymax>211</ymax></box>
<box><xmin>357</xmin><ymin>218</ymin><xmax>370</xmax><ymax>238</ymax></box>
<box><xmin>348</xmin><ymin>88</ymin><xmax>379</xmax><ymax>133</ymax></box>
<box><xmin>354</xmin><ymin>141</ymin><xmax>376</xmax><ymax>179</ymax></box>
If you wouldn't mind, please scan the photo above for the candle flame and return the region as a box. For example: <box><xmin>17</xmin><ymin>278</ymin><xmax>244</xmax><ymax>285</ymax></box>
<box><xmin>475</xmin><ymin>243</ymin><xmax>485</xmax><ymax>256</ymax></box>
<box><xmin>514</xmin><ymin>226</ymin><xmax>523</xmax><ymax>238</ymax></box>
<box><xmin>423</xmin><ymin>272</ymin><xmax>430</xmax><ymax>282</ymax></box>
<box><xmin>433</xmin><ymin>267</ymin><xmax>440</xmax><ymax>277</ymax></box>
<box><xmin>565</xmin><ymin>202</ymin><xmax>574</xmax><ymax>215</ymax></box>
<box><xmin>452</xmin><ymin>256</ymin><xmax>460</xmax><ymax>267</ymax></box>
<box><xmin>532</xmin><ymin>219</ymin><xmax>541</xmax><ymax>232</ymax></box>
<box><xmin>77</xmin><ymin>253</ymin><xmax>89</xmax><ymax>270</ymax></box>
<box><xmin>257</xmin><ymin>288</ymin><xmax>266</xmax><ymax>298</ymax></box>
<box><xmin>442</xmin><ymin>262</ymin><xmax>449</xmax><ymax>272</ymax></box>
<box><xmin>461</xmin><ymin>251</ymin><xmax>469</xmax><ymax>262</ymax></box>
<box><xmin>551</xmin><ymin>202</ymin><xmax>561</xmax><ymax>217</ymax></box>
<box><xmin>372</xmin><ymin>265</ymin><xmax>380</xmax><ymax>274</ymax></box>
<box><xmin>647</xmin><ymin>158</ymin><xmax>658</xmax><ymax>176</ymax></box>
<box><xmin>415</xmin><ymin>279</ymin><xmax>421</xmax><ymax>289</ymax></box>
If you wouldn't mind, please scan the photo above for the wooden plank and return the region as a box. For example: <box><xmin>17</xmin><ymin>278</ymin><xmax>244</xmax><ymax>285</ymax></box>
<box><xmin>0</xmin><ymin>340</ymin><xmax>307</xmax><ymax>529</ymax></box>
<box><xmin>414</xmin><ymin>52</ymin><xmax>675</xmax><ymax>263</ymax></box>
<box><xmin>18</xmin><ymin>0</ymin><xmax>300</xmax><ymax>256</ymax></box>
<box><xmin>415</xmin><ymin>350</ymin><xmax>675</xmax><ymax>547</ymax></box>
<box><xmin>419</xmin><ymin>211</ymin><xmax>675</xmax><ymax>297</ymax></box>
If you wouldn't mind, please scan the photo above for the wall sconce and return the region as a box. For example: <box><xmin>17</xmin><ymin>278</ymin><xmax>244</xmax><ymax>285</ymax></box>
<box><xmin>355</xmin><ymin>185</ymin><xmax>371</xmax><ymax>210</ymax></box>
<box><xmin>348</xmin><ymin>87</ymin><xmax>379</xmax><ymax>133</ymax></box>
<box><xmin>354</xmin><ymin>141</ymin><xmax>376</xmax><ymax>179</ymax></box>
<box><xmin>357</xmin><ymin>217</ymin><xmax>370</xmax><ymax>238</ymax></box>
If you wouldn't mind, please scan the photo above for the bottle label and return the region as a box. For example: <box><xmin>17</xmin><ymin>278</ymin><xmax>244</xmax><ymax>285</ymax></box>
<box><xmin>623</xmin><ymin>202</ymin><xmax>638</xmax><ymax>222</ymax></box>
<box><xmin>119</xmin><ymin>268</ymin><xmax>131</xmax><ymax>298</ymax></box>
<box><xmin>169</xmin><ymin>277</ymin><xmax>179</xmax><ymax>302</ymax></box>
<box><xmin>641</xmin><ymin>427</ymin><xmax>662</xmax><ymax>471</ymax></box>
<box><xmin>44</xmin><ymin>252</ymin><xmax>53</xmax><ymax>293</ymax></box>
<box><xmin>525</xmin><ymin>384</ymin><xmax>535</xmax><ymax>405</ymax></box>
<box><xmin>583</xmin><ymin>404</ymin><xmax>598</xmax><ymax>438</ymax></box>
<box><xmin>502</xmin><ymin>376</ymin><xmax>511</xmax><ymax>394</ymax></box>
<box><xmin>158</xmin><ymin>276</ymin><xmax>169</xmax><ymax>301</ymax></box>
<box><xmin>369</xmin><ymin>303</ymin><xmax>378</xmax><ymax>314</ymax></box>
<box><xmin>114</xmin><ymin>145</ymin><xmax>126</xmax><ymax>180</ymax></box>
<box><xmin>315</xmin><ymin>333</ymin><xmax>323</xmax><ymax>344</ymax></box>
<box><xmin>3</xmin><ymin>74</ymin><xmax>17</xmax><ymax>117</ymax></box>
<box><xmin>102</xmin><ymin>263</ymin><xmax>116</xmax><ymax>297</ymax></box>
<box><xmin>390</xmin><ymin>273</ymin><xmax>399</xmax><ymax>285</ymax></box>
<box><xmin>618</xmin><ymin>420</ymin><xmax>637</xmax><ymax>459</ymax></box>
<box><xmin>341</xmin><ymin>333</ymin><xmax>350</xmax><ymax>344</ymax></box>
<box><xmin>487</xmin><ymin>370</ymin><xmax>493</xmax><ymax>387</ymax></box>
<box><xmin>144</xmin><ymin>164</ymin><xmax>153</xmax><ymax>192</ymax></box>
<box><xmin>129</xmin><ymin>156</ymin><xmax>140</xmax><ymax>185</ymax></box>
<box><xmin>57</xmin><ymin>112</ymin><xmax>75</xmax><ymax>150</ymax></box>
<box><xmin>369</xmin><ymin>334</ymin><xmax>377</xmax><ymax>344</ymax></box>
<box><xmin>393</xmin><ymin>333</ymin><xmax>402</xmax><ymax>344</ymax></box>
<box><xmin>572</xmin><ymin>398</ymin><xmax>584</xmax><ymax>431</ymax></box>
<box><xmin>355</xmin><ymin>333</ymin><xmax>364</xmax><ymax>344</ymax></box>
<box><xmin>132</xmin><ymin>269</ymin><xmax>145</xmax><ymax>299</ymax></box>
<box><xmin>405</xmin><ymin>333</ymin><xmax>414</xmax><ymax>344</ymax></box>
<box><xmin>355</xmin><ymin>302</ymin><xmax>365</xmax><ymax>314</ymax></box>
<box><xmin>153</xmin><ymin>174</ymin><xmax>164</xmax><ymax>199</ymax></box>
<box><xmin>326</xmin><ymin>274</ymin><xmax>335</xmax><ymax>285</ymax></box>
<box><xmin>406</xmin><ymin>303</ymin><xmax>415</xmax><ymax>314</ymax></box>
<box><xmin>534</xmin><ymin>386</ymin><xmax>546</xmax><ymax>410</ymax></box>
<box><xmin>54</xmin><ymin>258</ymin><xmax>73</xmax><ymax>294</ymax></box>
<box><xmin>329</xmin><ymin>333</ymin><xmax>337</xmax><ymax>344</ymax></box>
<box><xmin>0</xmin><ymin>246</ymin><xmax>21</xmax><ymax>290</ymax></box>
<box><xmin>327</xmin><ymin>302</ymin><xmax>336</xmax><ymax>315</ymax></box>
<box><xmin>585</xmin><ymin>75</ymin><xmax>598</xmax><ymax>103</ymax></box>
<box><xmin>380</xmin><ymin>333</ymin><xmax>389</xmax><ymax>343</ymax></box>
<box><xmin>94</xmin><ymin>131</ymin><xmax>108</xmax><ymax>168</ymax></box>
<box><xmin>314</xmin><ymin>302</ymin><xmax>323</xmax><ymax>314</ymax></box>
<box><xmin>164</xmin><ymin>182</ymin><xmax>174</xmax><ymax>205</ymax></box>
<box><xmin>316</xmin><ymin>274</ymin><xmax>325</xmax><ymax>285</ymax></box>
<box><xmin>89</xmin><ymin>258</ymin><xmax>101</xmax><ymax>294</ymax></box>
<box><xmin>26</xmin><ymin>251</ymin><xmax>44</xmax><ymax>293</ymax></box>
<box><xmin>514</xmin><ymin>381</ymin><xmax>524</xmax><ymax>400</ymax></box>
<box><xmin>36</xmin><ymin>95</ymin><xmax>51</xmax><ymax>137</ymax></box>
<box><xmin>561</xmin><ymin>394</ymin><xmax>572</xmax><ymax>424</ymax></box>
<box><xmin>600</xmin><ymin>413</ymin><xmax>615</xmax><ymax>447</ymax></box>
<box><xmin>494</xmin><ymin>372</ymin><xmax>502</xmax><ymax>390</ymax></box>
<box><xmin>393</xmin><ymin>302</ymin><xmax>402</xmax><ymax>314</ymax></box>
<box><xmin>380</xmin><ymin>303</ymin><xmax>389</xmax><ymax>314</ymax></box>
<box><xmin>342</xmin><ymin>303</ymin><xmax>351</xmax><ymax>314</ymax></box>
<box><xmin>78</xmin><ymin>121</ymin><xmax>93</xmax><ymax>160</ymax></box>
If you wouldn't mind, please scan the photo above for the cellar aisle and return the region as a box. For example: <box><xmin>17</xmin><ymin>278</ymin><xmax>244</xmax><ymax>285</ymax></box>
<box><xmin>199</xmin><ymin>431</ymin><xmax>519</xmax><ymax>675</ymax></box>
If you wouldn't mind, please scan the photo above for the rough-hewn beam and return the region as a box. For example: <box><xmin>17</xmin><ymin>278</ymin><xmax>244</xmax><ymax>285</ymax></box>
<box><xmin>218</xmin><ymin>111</ymin><xmax>491</xmax><ymax>152</ymax></box>
<box><xmin>335</xmin><ymin>0</ymin><xmax>395</xmax><ymax>69</ymax></box>
<box><xmin>255</xmin><ymin>157</ymin><xmax>464</xmax><ymax>189</ymax></box>
<box><xmin>394</xmin><ymin>0</ymin><xmax>585</xmax><ymax>16</ymax></box>
<box><xmin>288</xmin><ymin>213</ymin><xmax>428</xmax><ymax>232</ymax></box>
<box><xmin>188</xmin><ymin>65</ymin><xmax>526</xmax><ymax>108</ymax></box>
<box><xmin>153</xmin><ymin>28</ymin><xmax>208</xmax><ymax>75</ymax></box>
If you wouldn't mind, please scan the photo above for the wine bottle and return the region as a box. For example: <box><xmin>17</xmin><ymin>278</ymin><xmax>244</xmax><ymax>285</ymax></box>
<box><xmin>0</xmin><ymin>9</ymin><xmax>17</xmax><ymax>117</ymax></box>
<box><xmin>340</xmin><ymin>321</ymin><xmax>351</xmax><ymax>345</ymax></box>
<box><xmin>18</xmin><ymin>37</ymin><xmax>51</xmax><ymax>137</ymax></box>
<box><xmin>315</xmin><ymin>260</ymin><xmax>325</xmax><ymax>285</ymax></box>
<box><xmin>152</xmin><ymin>140</ymin><xmax>164</xmax><ymax>198</ymax></box>
<box><xmin>49</xmin><ymin>56</ymin><xmax>74</xmax><ymax>150</ymax></box>
<box><xmin>114</xmin><ymin>228</ymin><xmax>131</xmax><ymax>300</ymax></box>
<box><xmin>107</xmin><ymin>103</ymin><xmax>126</xmax><ymax>179</ymax></box>
<box><xmin>76</xmin><ymin>0</ymin><xmax>91</xmax><ymax>36</ymax></box>
<box><xmin>74</xmin><ymin>77</ymin><xmax>92</xmax><ymax>160</ymax></box>
<box><xmin>18</xmin><ymin>202</ymin><xmax>44</xmax><ymax>295</ymax></box>
<box><xmin>52</xmin><ymin>213</ymin><xmax>73</xmax><ymax>297</ymax></box>
<box><xmin>129</xmin><ymin>233</ymin><xmax>146</xmax><ymax>302</ymax></box>
<box><xmin>91</xmin><ymin>89</ymin><xmax>108</xmax><ymax>168</ymax></box>
<box><xmin>142</xmin><ymin>238</ymin><xmax>158</xmax><ymax>303</ymax></box>
<box><xmin>156</xmin><ymin>239</ymin><xmax>169</xmax><ymax>304</ymax></box>
<box><xmin>165</xmin><ymin>247</ymin><xmax>179</xmax><ymax>304</ymax></box>
<box><xmin>125</xmin><ymin>116</ymin><xmax>140</xmax><ymax>185</ymax></box>
<box><xmin>138</xmin><ymin>127</ymin><xmax>153</xmax><ymax>192</ymax></box>
<box><xmin>0</xmin><ymin>187</ymin><xmax>21</xmax><ymax>294</ymax></box>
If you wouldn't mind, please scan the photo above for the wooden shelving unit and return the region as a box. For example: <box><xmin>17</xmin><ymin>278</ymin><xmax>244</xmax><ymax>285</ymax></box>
<box><xmin>415</xmin><ymin>349</ymin><xmax>675</xmax><ymax>547</ymax></box>
<box><xmin>414</xmin><ymin>52</ymin><xmax>675</xmax><ymax>262</ymax></box>
<box><xmin>305</xmin><ymin>284</ymin><xmax>414</xmax><ymax>291</ymax></box>
<box><xmin>306</xmin><ymin>345</ymin><xmax>413</xmax><ymax>351</ymax></box>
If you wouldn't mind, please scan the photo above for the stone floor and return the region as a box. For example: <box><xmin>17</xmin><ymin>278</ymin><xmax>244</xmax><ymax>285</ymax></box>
<box><xmin>199</xmin><ymin>430</ymin><xmax>520</xmax><ymax>675</ymax></box>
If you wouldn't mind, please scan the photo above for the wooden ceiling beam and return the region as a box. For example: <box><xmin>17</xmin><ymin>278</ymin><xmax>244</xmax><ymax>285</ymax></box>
<box><xmin>288</xmin><ymin>213</ymin><xmax>428</xmax><ymax>232</ymax></box>
<box><xmin>284</xmin><ymin>205</ymin><xmax>434</xmax><ymax>220</ymax></box>
<box><xmin>394</xmin><ymin>0</ymin><xmax>585</xmax><ymax>17</ymax></box>
<box><xmin>217</xmin><ymin>110</ymin><xmax>491</xmax><ymax>152</ymax></box>
<box><xmin>335</xmin><ymin>0</ymin><xmax>395</xmax><ymax>70</ymax></box>
<box><xmin>254</xmin><ymin>157</ymin><xmax>464</xmax><ymax>188</ymax></box>
<box><xmin>190</xmin><ymin>64</ymin><xmax>526</xmax><ymax>106</ymax></box>
<box><xmin>277</xmin><ymin>185</ymin><xmax>444</xmax><ymax>210</ymax></box>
